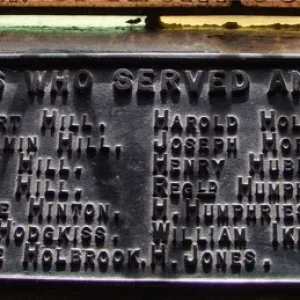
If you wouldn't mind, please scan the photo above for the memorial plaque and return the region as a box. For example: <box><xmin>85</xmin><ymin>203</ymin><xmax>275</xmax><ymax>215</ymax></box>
<box><xmin>0</xmin><ymin>53</ymin><xmax>300</xmax><ymax>282</ymax></box>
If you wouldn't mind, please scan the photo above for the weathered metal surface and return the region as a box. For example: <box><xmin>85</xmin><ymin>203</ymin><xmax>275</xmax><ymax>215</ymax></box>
<box><xmin>1</xmin><ymin>0</ymin><xmax>300</xmax><ymax>8</ymax></box>
<box><xmin>242</xmin><ymin>0</ymin><xmax>300</xmax><ymax>7</ymax></box>
<box><xmin>0</xmin><ymin>31</ymin><xmax>299</xmax><ymax>53</ymax></box>
<box><xmin>0</xmin><ymin>0</ymin><xmax>230</xmax><ymax>7</ymax></box>
<box><xmin>0</xmin><ymin>53</ymin><xmax>297</xmax><ymax>282</ymax></box>
<box><xmin>1</xmin><ymin>0</ymin><xmax>300</xmax><ymax>12</ymax></box>
<box><xmin>3</xmin><ymin>1</ymin><xmax>300</xmax><ymax>15</ymax></box>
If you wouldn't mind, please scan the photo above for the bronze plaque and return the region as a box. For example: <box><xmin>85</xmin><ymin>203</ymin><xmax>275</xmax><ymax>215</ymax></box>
<box><xmin>0</xmin><ymin>53</ymin><xmax>299</xmax><ymax>282</ymax></box>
